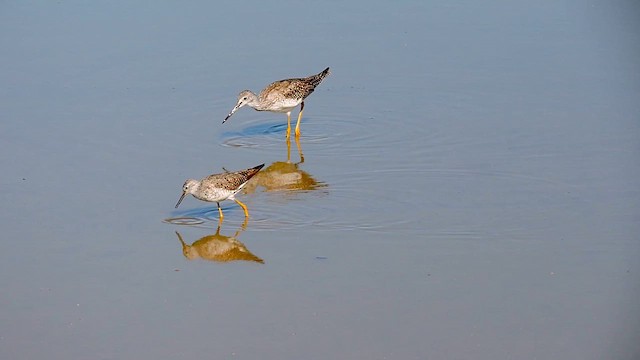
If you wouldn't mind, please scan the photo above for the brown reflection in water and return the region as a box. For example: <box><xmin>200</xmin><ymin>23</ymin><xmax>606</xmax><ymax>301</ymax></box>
<box><xmin>174</xmin><ymin>219</ymin><xmax>263</xmax><ymax>264</ymax></box>
<box><xmin>243</xmin><ymin>137</ymin><xmax>326</xmax><ymax>193</ymax></box>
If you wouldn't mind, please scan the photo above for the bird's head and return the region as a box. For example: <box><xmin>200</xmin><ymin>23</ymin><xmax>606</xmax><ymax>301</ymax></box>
<box><xmin>175</xmin><ymin>179</ymin><xmax>199</xmax><ymax>208</ymax></box>
<box><xmin>223</xmin><ymin>90</ymin><xmax>256</xmax><ymax>123</ymax></box>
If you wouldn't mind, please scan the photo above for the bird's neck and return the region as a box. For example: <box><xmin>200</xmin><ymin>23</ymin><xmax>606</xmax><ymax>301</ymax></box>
<box><xmin>247</xmin><ymin>92</ymin><xmax>264</xmax><ymax>110</ymax></box>
<box><xmin>189</xmin><ymin>181</ymin><xmax>201</xmax><ymax>194</ymax></box>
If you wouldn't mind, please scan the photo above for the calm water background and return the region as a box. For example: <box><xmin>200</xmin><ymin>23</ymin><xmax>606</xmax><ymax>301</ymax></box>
<box><xmin>1</xmin><ymin>1</ymin><xmax>639</xmax><ymax>359</ymax></box>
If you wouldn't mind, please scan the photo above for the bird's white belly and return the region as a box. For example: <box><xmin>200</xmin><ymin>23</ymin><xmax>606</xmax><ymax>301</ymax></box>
<box><xmin>265</xmin><ymin>98</ymin><xmax>300</xmax><ymax>113</ymax></box>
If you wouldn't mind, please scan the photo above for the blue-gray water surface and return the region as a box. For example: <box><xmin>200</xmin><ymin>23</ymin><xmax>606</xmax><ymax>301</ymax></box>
<box><xmin>1</xmin><ymin>1</ymin><xmax>639</xmax><ymax>359</ymax></box>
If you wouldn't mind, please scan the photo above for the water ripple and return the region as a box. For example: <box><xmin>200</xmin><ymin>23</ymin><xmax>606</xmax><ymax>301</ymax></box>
<box><xmin>163</xmin><ymin>217</ymin><xmax>205</xmax><ymax>226</ymax></box>
<box><xmin>163</xmin><ymin>205</ymin><xmax>246</xmax><ymax>229</ymax></box>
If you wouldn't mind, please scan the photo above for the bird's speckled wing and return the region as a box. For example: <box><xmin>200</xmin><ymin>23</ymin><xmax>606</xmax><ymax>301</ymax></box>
<box><xmin>202</xmin><ymin>172</ymin><xmax>251</xmax><ymax>192</ymax></box>
<box><xmin>260</xmin><ymin>77</ymin><xmax>316</xmax><ymax>103</ymax></box>
<box><xmin>201</xmin><ymin>165</ymin><xmax>263</xmax><ymax>192</ymax></box>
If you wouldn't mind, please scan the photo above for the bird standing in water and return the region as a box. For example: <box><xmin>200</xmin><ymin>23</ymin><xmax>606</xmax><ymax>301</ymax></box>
<box><xmin>175</xmin><ymin>164</ymin><xmax>264</xmax><ymax>221</ymax></box>
<box><xmin>223</xmin><ymin>67</ymin><xmax>330</xmax><ymax>138</ymax></box>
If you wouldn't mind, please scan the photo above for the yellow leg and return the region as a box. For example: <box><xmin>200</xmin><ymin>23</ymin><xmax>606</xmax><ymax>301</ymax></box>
<box><xmin>217</xmin><ymin>202</ymin><xmax>224</xmax><ymax>221</ymax></box>
<box><xmin>285</xmin><ymin>111</ymin><xmax>292</xmax><ymax>139</ymax></box>
<box><xmin>295</xmin><ymin>102</ymin><xmax>305</xmax><ymax>137</ymax></box>
<box><xmin>286</xmin><ymin>136</ymin><xmax>292</xmax><ymax>162</ymax></box>
<box><xmin>234</xmin><ymin>199</ymin><xmax>250</xmax><ymax>218</ymax></box>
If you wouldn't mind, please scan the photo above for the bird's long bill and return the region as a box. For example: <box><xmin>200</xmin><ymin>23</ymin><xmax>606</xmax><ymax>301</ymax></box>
<box><xmin>223</xmin><ymin>103</ymin><xmax>240</xmax><ymax>123</ymax></box>
<box><xmin>175</xmin><ymin>191</ymin><xmax>187</xmax><ymax>208</ymax></box>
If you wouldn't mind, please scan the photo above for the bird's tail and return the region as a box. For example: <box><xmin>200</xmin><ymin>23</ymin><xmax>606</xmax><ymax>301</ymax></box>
<box><xmin>308</xmin><ymin>67</ymin><xmax>330</xmax><ymax>87</ymax></box>
<box><xmin>243</xmin><ymin>164</ymin><xmax>265</xmax><ymax>181</ymax></box>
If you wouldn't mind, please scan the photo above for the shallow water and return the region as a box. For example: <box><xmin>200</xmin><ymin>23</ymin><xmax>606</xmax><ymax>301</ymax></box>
<box><xmin>1</xmin><ymin>1</ymin><xmax>639</xmax><ymax>359</ymax></box>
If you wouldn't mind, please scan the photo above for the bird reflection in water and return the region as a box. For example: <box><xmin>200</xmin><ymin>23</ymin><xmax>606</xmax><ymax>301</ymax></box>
<box><xmin>243</xmin><ymin>136</ymin><xmax>326</xmax><ymax>194</ymax></box>
<box><xmin>174</xmin><ymin>219</ymin><xmax>263</xmax><ymax>264</ymax></box>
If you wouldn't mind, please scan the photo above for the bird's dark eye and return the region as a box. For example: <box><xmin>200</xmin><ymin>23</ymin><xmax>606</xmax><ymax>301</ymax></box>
<box><xmin>243</xmin><ymin>97</ymin><xmax>247</xmax><ymax>100</ymax></box>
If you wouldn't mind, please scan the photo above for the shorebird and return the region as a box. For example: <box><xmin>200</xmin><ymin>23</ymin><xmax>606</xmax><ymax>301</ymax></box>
<box><xmin>223</xmin><ymin>67</ymin><xmax>330</xmax><ymax>138</ymax></box>
<box><xmin>174</xmin><ymin>164</ymin><xmax>264</xmax><ymax>220</ymax></box>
